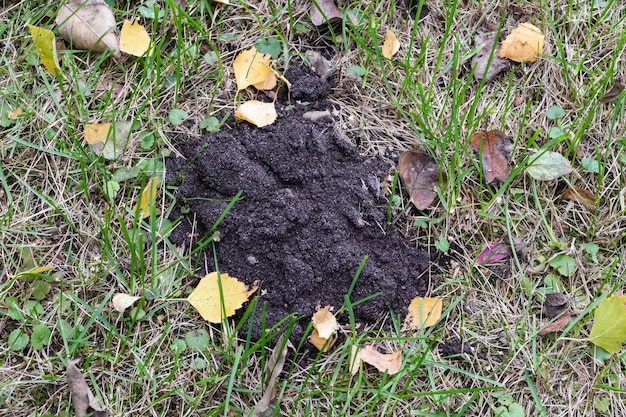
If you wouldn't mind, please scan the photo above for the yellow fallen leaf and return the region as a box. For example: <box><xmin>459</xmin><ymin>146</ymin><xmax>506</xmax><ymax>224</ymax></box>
<box><xmin>253</xmin><ymin>71</ymin><xmax>277</xmax><ymax>90</ymax></box>
<box><xmin>9</xmin><ymin>264</ymin><xmax>54</xmax><ymax>279</ymax></box>
<box><xmin>309</xmin><ymin>327</ymin><xmax>334</xmax><ymax>352</ymax></box>
<box><xmin>84</xmin><ymin>121</ymin><xmax>131</xmax><ymax>160</ymax></box>
<box><xmin>589</xmin><ymin>293</ymin><xmax>626</xmax><ymax>354</ymax></box>
<box><xmin>381</xmin><ymin>29</ymin><xmax>400</xmax><ymax>59</ymax></box>
<box><xmin>235</xmin><ymin>100</ymin><xmax>277</xmax><ymax>127</ymax></box>
<box><xmin>133</xmin><ymin>177</ymin><xmax>159</xmax><ymax>219</ymax></box>
<box><xmin>27</xmin><ymin>25</ymin><xmax>62</xmax><ymax>76</ymax></box>
<box><xmin>403</xmin><ymin>297</ymin><xmax>443</xmax><ymax>330</ymax></box>
<box><xmin>498</xmin><ymin>22</ymin><xmax>545</xmax><ymax>63</ymax></box>
<box><xmin>312</xmin><ymin>306</ymin><xmax>338</xmax><ymax>339</ymax></box>
<box><xmin>84</xmin><ymin>123</ymin><xmax>111</xmax><ymax>145</ymax></box>
<box><xmin>7</xmin><ymin>107</ymin><xmax>23</xmax><ymax>120</ymax></box>
<box><xmin>233</xmin><ymin>47</ymin><xmax>273</xmax><ymax>91</ymax></box>
<box><xmin>111</xmin><ymin>293</ymin><xmax>140</xmax><ymax>313</ymax></box>
<box><xmin>120</xmin><ymin>19</ymin><xmax>151</xmax><ymax>57</ymax></box>
<box><xmin>350</xmin><ymin>345</ymin><xmax>402</xmax><ymax>375</ymax></box>
<box><xmin>187</xmin><ymin>272</ymin><xmax>257</xmax><ymax>323</ymax></box>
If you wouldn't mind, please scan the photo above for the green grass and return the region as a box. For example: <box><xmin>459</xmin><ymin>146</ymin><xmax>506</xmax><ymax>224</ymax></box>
<box><xmin>1</xmin><ymin>0</ymin><xmax>626</xmax><ymax>415</ymax></box>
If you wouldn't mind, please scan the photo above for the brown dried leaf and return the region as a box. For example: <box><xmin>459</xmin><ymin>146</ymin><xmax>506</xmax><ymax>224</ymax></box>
<box><xmin>310</xmin><ymin>0</ymin><xmax>343</xmax><ymax>26</ymax></box>
<box><xmin>111</xmin><ymin>293</ymin><xmax>140</xmax><ymax>313</ymax></box>
<box><xmin>251</xmin><ymin>335</ymin><xmax>293</xmax><ymax>417</ymax></box>
<box><xmin>563</xmin><ymin>186</ymin><xmax>595</xmax><ymax>210</ymax></box>
<box><xmin>397</xmin><ymin>151</ymin><xmax>441</xmax><ymax>210</ymax></box>
<box><xmin>309</xmin><ymin>327</ymin><xmax>334</xmax><ymax>352</ymax></box>
<box><xmin>472</xmin><ymin>33</ymin><xmax>511</xmax><ymax>81</ymax></box>
<box><xmin>56</xmin><ymin>0</ymin><xmax>120</xmax><ymax>58</ymax></box>
<box><xmin>538</xmin><ymin>312</ymin><xmax>571</xmax><ymax>336</ymax></box>
<box><xmin>470</xmin><ymin>130</ymin><xmax>513</xmax><ymax>183</ymax></box>
<box><xmin>66</xmin><ymin>359</ymin><xmax>110</xmax><ymax>417</ymax></box>
<box><xmin>601</xmin><ymin>83</ymin><xmax>623</xmax><ymax>104</ymax></box>
<box><xmin>350</xmin><ymin>345</ymin><xmax>402</xmax><ymax>375</ymax></box>
<box><xmin>305</xmin><ymin>50</ymin><xmax>331</xmax><ymax>80</ymax></box>
<box><xmin>543</xmin><ymin>292</ymin><xmax>569</xmax><ymax>319</ymax></box>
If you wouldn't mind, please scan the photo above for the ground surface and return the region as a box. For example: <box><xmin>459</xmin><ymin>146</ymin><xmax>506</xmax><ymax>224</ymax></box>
<box><xmin>167</xmin><ymin>65</ymin><xmax>431</xmax><ymax>342</ymax></box>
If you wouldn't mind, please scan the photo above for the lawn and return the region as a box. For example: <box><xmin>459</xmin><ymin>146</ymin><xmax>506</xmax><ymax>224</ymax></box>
<box><xmin>1</xmin><ymin>0</ymin><xmax>626</xmax><ymax>416</ymax></box>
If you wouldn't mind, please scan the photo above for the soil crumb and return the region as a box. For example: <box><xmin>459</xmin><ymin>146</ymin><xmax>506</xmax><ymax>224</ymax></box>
<box><xmin>166</xmin><ymin>65</ymin><xmax>431</xmax><ymax>343</ymax></box>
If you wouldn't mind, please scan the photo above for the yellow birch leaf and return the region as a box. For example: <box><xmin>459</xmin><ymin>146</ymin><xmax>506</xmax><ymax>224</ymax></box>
<box><xmin>589</xmin><ymin>293</ymin><xmax>626</xmax><ymax>354</ymax></box>
<box><xmin>309</xmin><ymin>327</ymin><xmax>334</xmax><ymax>352</ymax></box>
<box><xmin>403</xmin><ymin>297</ymin><xmax>443</xmax><ymax>330</ymax></box>
<box><xmin>133</xmin><ymin>177</ymin><xmax>159</xmax><ymax>219</ymax></box>
<box><xmin>498</xmin><ymin>23</ymin><xmax>545</xmax><ymax>63</ymax></box>
<box><xmin>84</xmin><ymin>123</ymin><xmax>111</xmax><ymax>144</ymax></box>
<box><xmin>9</xmin><ymin>264</ymin><xmax>54</xmax><ymax>279</ymax></box>
<box><xmin>350</xmin><ymin>345</ymin><xmax>402</xmax><ymax>375</ymax></box>
<box><xmin>27</xmin><ymin>25</ymin><xmax>61</xmax><ymax>76</ymax></box>
<box><xmin>120</xmin><ymin>19</ymin><xmax>151</xmax><ymax>57</ymax></box>
<box><xmin>233</xmin><ymin>46</ymin><xmax>273</xmax><ymax>90</ymax></box>
<box><xmin>382</xmin><ymin>29</ymin><xmax>400</xmax><ymax>59</ymax></box>
<box><xmin>235</xmin><ymin>100</ymin><xmax>277</xmax><ymax>127</ymax></box>
<box><xmin>187</xmin><ymin>272</ymin><xmax>257</xmax><ymax>323</ymax></box>
<box><xmin>111</xmin><ymin>293</ymin><xmax>140</xmax><ymax>313</ymax></box>
<box><xmin>253</xmin><ymin>71</ymin><xmax>277</xmax><ymax>90</ymax></box>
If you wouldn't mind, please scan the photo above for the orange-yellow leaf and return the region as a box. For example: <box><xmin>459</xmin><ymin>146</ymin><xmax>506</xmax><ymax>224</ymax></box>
<box><xmin>310</xmin><ymin>327</ymin><xmax>334</xmax><ymax>352</ymax></box>
<box><xmin>133</xmin><ymin>177</ymin><xmax>159</xmax><ymax>219</ymax></box>
<box><xmin>381</xmin><ymin>29</ymin><xmax>400</xmax><ymax>59</ymax></box>
<box><xmin>120</xmin><ymin>20</ymin><xmax>151</xmax><ymax>57</ymax></box>
<box><xmin>312</xmin><ymin>306</ymin><xmax>338</xmax><ymax>339</ymax></box>
<box><xmin>28</xmin><ymin>25</ymin><xmax>61</xmax><ymax>76</ymax></box>
<box><xmin>589</xmin><ymin>293</ymin><xmax>626</xmax><ymax>354</ymax></box>
<box><xmin>235</xmin><ymin>100</ymin><xmax>277</xmax><ymax>127</ymax></box>
<box><xmin>84</xmin><ymin>123</ymin><xmax>112</xmax><ymax>144</ymax></box>
<box><xmin>111</xmin><ymin>293</ymin><xmax>140</xmax><ymax>313</ymax></box>
<box><xmin>498</xmin><ymin>23</ymin><xmax>545</xmax><ymax>63</ymax></box>
<box><xmin>350</xmin><ymin>345</ymin><xmax>402</xmax><ymax>375</ymax></box>
<box><xmin>187</xmin><ymin>272</ymin><xmax>257</xmax><ymax>323</ymax></box>
<box><xmin>233</xmin><ymin>47</ymin><xmax>273</xmax><ymax>91</ymax></box>
<box><xmin>403</xmin><ymin>297</ymin><xmax>443</xmax><ymax>330</ymax></box>
<box><xmin>253</xmin><ymin>71</ymin><xmax>277</xmax><ymax>90</ymax></box>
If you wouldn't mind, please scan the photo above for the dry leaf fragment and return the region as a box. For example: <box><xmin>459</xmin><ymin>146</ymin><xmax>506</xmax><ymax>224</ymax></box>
<box><xmin>397</xmin><ymin>151</ymin><xmax>441</xmax><ymax>210</ymax></box>
<box><xmin>403</xmin><ymin>297</ymin><xmax>442</xmax><ymax>331</ymax></box>
<box><xmin>602</xmin><ymin>83</ymin><xmax>624</xmax><ymax>104</ymax></box>
<box><xmin>187</xmin><ymin>272</ymin><xmax>257</xmax><ymax>323</ymax></box>
<box><xmin>312</xmin><ymin>306</ymin><xmax>338</xmax><ymax>339</ymax></box>
<box><xmin>543</xmin><ymin>292</ymin><xmax>569</xmax><ymax>319</ymax></box>
<box><xmin>133</xmin><ymin>177</ymin><xmax>159</xmax><ymax>219</ymax></box>
<box><xmin>56</xmin><ymin>0</ymin><xmax>120</xmax><ymax>58</ymax></box>
<box><xmin>84</xmin><ymin>121</ymin><xmax>131</xmax><ymax>160</ymax></box>
<box><xmin>66</xmin><ymin>359</ymin><xmax>110</xmax><ymax>417</ymax></box>
<box><xmin>498</xmin><ymin>22</ymin><xmax>545</xmax><ymax>63</ymax></box>
<box><xmin>27</xmin><ymin>25</ymin><xmax>62</xmax><ymax>76</ymax></box>
<box><xmin>472</xmin><ymin>32</ymin><xmax>511</xmax><ymax>81</ymax></box>
<box><xmin>119</xmin><ymin>20</ymin><xmax>151</xmax><ymax>57</ymax></box>
<box><xmin>470</xmin><ymin>130</ymin><xmax>513</xmax><ymax>183</ymax></box>
<box><xmin>310</xmin><ymin>0</ymin><xmax>343</xmax><ymax>26</ymax></box>
<box><xmin>350</xmin><ymin>345</ymin><xmax>402</xmax><ymax>375</ymax></box>
<box><xmin>381</xmin><ymin>29</ymin><xmax>400</xmax><ymax>59</ymax></box>
<box><xmin>305</xmin><ymin>50</ymin><xmax>331</xmax><ymax>80</ymax></box>
<box><xmin>235</xmin><ymin>100</ymin><xmax>277</xmax><ymax>127</ymax></box>
<box><xmin>309</xmin><ymin>327</ymin><xmax>334</xmax><ymax>352</ymax></box>
<box><xmin>251</xmin><ymin>335</ymin><xmax>293</xmax><ymax>417</ymax></box>
<box><xmin>233</xmin><ymin>47</ymin><xmax>273</xmax><ymax>91</ymax></box>
<box><xmin>563</xmin><ymin>186</ymin><xmax>595</xmax><ymax>210</ymax></box>
<box><xmin>538</xmin><ymin>312</ymin><xmax>571</xmax><ymax>336</ymax></box>
<box><xmin>111</xmin><ymin>293</ymin><xmax>140</xmax><ymax>313</ymax></box>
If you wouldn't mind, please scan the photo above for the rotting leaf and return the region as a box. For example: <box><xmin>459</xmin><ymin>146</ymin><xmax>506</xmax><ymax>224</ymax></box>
<box><xmin>589</xmin><ymin>293</ymin><xmax>626</xmax><ymax>354</ymax></box>
<box><xmin>498</xmin><ymin>22</ymin><xmax>544</xmax><ymax>63</ymax></box>
<box><xmin>310</xmin><ymin>0</ymin><xmax>343</xmax><ymax>26</ymax></box>
<box><xmin>66</xmin><ymin>359</ymin><xmax>110</xmax><ymax>417</ymax></box>
<box><xmin>350</xmin><ymin>345</ymin><xmax>402</xmax><ymax>375</ymax></box>
<box><xmin>119</xmin><ymin>19</ymin><xmax>151</xmax><ymax>57</ymax></box>
<box><xmin>56</xmin><ymin>0</ymin><xmax>120</xmax><ymax>58</ymax></box>
<box><xmin>538</xmin><ymin>312</ymin><xmax>571</xmax><ymax>336</ymax></box>
<box><xmin>235</xmin><ymin>100</ymin><xmax>277</xmax><ymax>128</ymax></box>
<box><xmin>187</xmin><ymin>272</ymin><xmax>257</xmax><ymax>323</ymax></box>
<box><xmin>133</xmin><ymin>177</ymin><xmax>159</xmax><ymax>219</ymax></box>
<box><xmin>526</xmin><ymin>151</ymin><xmax>573</xmax><ymax>180</ymax></box>
<box><xmin>397</xmin><ymin>151</ymin><xmax>441</xmax><ymax>210</ymax></box>
<box><xmin>28</xmin><ymin>25</ymin><xmax>62</xmax><ymax>76</ymax></box>
<box><xmin>602</xmin><ymin>83</ymin><xmax>623</xmax><ymax>104</ymax></box>
<box><xmin>476</xmin><ymin>242</ymin><xmax>511</xmax><ymax>265</ymax></box>
<box><xmin>233</xmin><ymin>46</ymin><xmax>273</xmax><ymax>91</ymax></box>
<box><xmin>469</xmin><ymin>130</ymin><xmax>513</xmax><ymax>183</ymax></box>
<box><xmin>563</xmin><ymin>186</ymin><xmax>595</xmax><ymax>210</ymax></box>
<box><xmin>251</xmin><ymin>335</ymin><xmax>293</xmax><ymax>417</ymax></box>
<box><xmin>403</xmin><ymin>297</ymin><xmax>442</xmax><ymax>331</ymax></box>
<box><xmin>543</xmin><ymin>292</ymin><xmax>569</xmax><ymax>319</ymax></box>
<box><xmin>381</xmin><ymin>29</ymin><xmax>400</xmax><ymax>59</ymax></box>
<box><xmin>111</xmin><ymin>293</ymin><xmax>140</xmax><ymax>313</ymax></box>
<box><xmin>472</xmin><ymin>32</ymin><xmax>511</xmax><ymax>82</ymax></box>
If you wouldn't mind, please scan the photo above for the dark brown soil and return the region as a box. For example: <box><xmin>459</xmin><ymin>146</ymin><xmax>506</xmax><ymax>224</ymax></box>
<box><xmin>166</xmin><ymin>65</ymin><xmax>433</xmax><ymax>343</ymax></box>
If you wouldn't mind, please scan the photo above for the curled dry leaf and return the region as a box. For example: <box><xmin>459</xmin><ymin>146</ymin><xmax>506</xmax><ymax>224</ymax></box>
<box><xmin>251</xmin><ymin>335</ymin><xmax>293</xmax><ymax>417</ymax></box>
<box><xmin>498</xmin><ymin>22</ymin><xmax>544</xmax><ymax>63</ymax></box>
<box><xmin>403</xmin><ymin>297</ymin><xmax>442</xmax><ymax>331</ymax></box>
<box><xmin>310</xmin><ymin>0</ymin><xmax>343</xmax><ymax>26</ymax></box>
<box><xmin>111</xmin><ymin>293</ymin><xmax>140</xmax><ymax>313</ymax></box>
<box><xmin>119</xmin><ymin>20</ymin><xmax>151</xmax><ymax>57</ymax></box>
<box><xmin>470</xmin><ymin>130</ymin><xmax>513</xmax><ymax>183</ymax></box>
<box><xmin>538</xmin><ymin>312</ymin><xmax>571</xmax><ymax>336</ymax></box>
<box><xmin>563</xmin><ymin>186</ymin><xmax>595</xmax><ymax>210</ymax></box>
<box><xmin>312</xmin><ymin>306</ymin><xmax>338</xmax><ymax>339</ymax></box>
<box><xmin>56</xmin><ymin>0</ymin><xmax>120</xmax><ymax>58</ymax></box>
<box><xmin>602</xmin><ymin>83</ymin><xmax>624</xmax><ymax>104</ymax></box>
<box><xmin>66</xmin><ymin>359</ymin><xmax>110</xmax><ymax>417</ymax></box>
<box><xmin>350</xmin><ymin>345</ymin><xmax>402</xmax><ymax>375</ymax></box>
<box><xmin>381</xmin><ymin>29</ymin><xmax>400</xmax><ymax>59</ymax></box>
<box><xmin>235</xmin><ymin>100</ymin><xmax>277</xmax><ymax>127</ymax></box>
<box><xmin>309</xmin><ymin>327</ymin><xmax>334</xmax><ymax>352</ymax></box>
<box><xmin>187</xmin><ymin>272</ymin><xmax>257</xmax><ymax>323</ymax></box>
<box><xmin>397</xmin><ymin>151</ymin><xmax>441</xmax><ymax>210</ymax></box>
<box><xmin>472</xmin><ymin>32</ymin><xmax>511</xmax><ymax>81</ymax></box>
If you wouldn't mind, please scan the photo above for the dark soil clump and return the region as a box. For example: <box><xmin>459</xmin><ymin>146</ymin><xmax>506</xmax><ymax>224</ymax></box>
<box><xmin>166</xmin><ymin>65</ymin><xmax>431</xmax><ymax>343</ymax></box>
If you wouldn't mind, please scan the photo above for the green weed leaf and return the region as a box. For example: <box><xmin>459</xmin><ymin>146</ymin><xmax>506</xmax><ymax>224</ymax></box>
<box><xmin>31</xmin><ymin>280</ymin><xmax>51</xmax><ymax>301</ymax></box>
<box><xmin>9</xmin><ymin>329</ymin><xmax>29</xmax><ymax>351</ymax></box>
<box><xmin>582</xmin><ymin>157</ymin><xmax>600</xmax><ymax>173</ymax></box>
<box><xmin>185</xmin><ymin>329</ymin><xmax>210</xmax><ymax>352</ymax></box>
<box><xmin>546</xmin><ymin>105</ymin><xmax>565</xmax><ymax>120</ymax></box>
<box><xmin>549</xmin><ymin>254</ymin><xmax>576</xmax><ymax>277</ymax></box>
<box><xmin>526</xmin><ymin>151</ymin><xmax>573</xmax><ymax>180</ymax></box>
<box><xmin>435</xmin><ymin>235</ymin><xmax>450</xmax><ymax>253</ymax></box>
<box><xmin>6</xmin><ymin>297</ymin><xmax>24</xmax><ymax>321</ymax></box>
<box><xmin>254</xmin><ymin>38</ymin><xmax>281</xmax><ymax>59</ymax></box>
<box><xmin>200</xmin><ymin>116</ymin><xmax>220</xmax><ymax>133</ymax></box>
<box><xmin>168</xmin><ymin>108</ymin><xmax>188</xmax><ymax>126</ymax></box>
<box><xmin>31</xmin><ymin>324</ymin><xmax>51</xmax><ymax>350</ymax></box>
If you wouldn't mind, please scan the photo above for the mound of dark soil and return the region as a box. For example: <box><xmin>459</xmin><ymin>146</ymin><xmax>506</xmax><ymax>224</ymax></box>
<box><xmin>166</xmin><ymin>66</ymin><xmax>431</xmax><ymax>343</ymax></box>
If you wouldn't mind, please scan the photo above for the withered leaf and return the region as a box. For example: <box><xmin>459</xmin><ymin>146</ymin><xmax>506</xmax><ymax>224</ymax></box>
<box><xmin>310</xmin><ymin>0</ymin><xmax>343</xmax><ymax>26</ymax></box>
<box><xmin>563</xmin><ymin>186</ymin><xmax>595</xmax><ymax>210</ymax></box>
<box><xmin>543</xmin><ymin>292</ymin><xmax>569</xmax><ymax>319</ymax></box>
<box><xmin>602</xmin><ymin>83</ymin><xmax>623</xmax><ymax>104</ymax></box>
<box><xmin>305</xmin><ymin>50</ymin><xmax>331</xmax><ymax>80</ymax></box>
<box><xmin>470</xmin><ymin>130</ymin><xmax>513</xmax><ymax>183</ymax></box>
<box><xmin>498</xmin><ymin>22</ymin><xmax>545</xmax><ymax>63</ymax></box>
<box><xmin>66</xmin><ymin>359</ymin><xmax>110</xmax><ymax>417</ymax></box>
<box><xmin>472</xmin><ymin>32</ymin><xmax>511</xmax><ymax>82</ymax></box>
<box><xmin>538</xmin><ymin>312</ymin><xmax>571</xmax><ymax>336</ymax></box>
<box><xmin>476</xmin><ymin>242</ymin><xmax>511</xmax><ymax>265</ymax></box>
<box><xmin>251</xmin><ymin>335</ymin><xmax>293</xmax><ymax>417</ymax></box>
<box><xmin>397</xmin><ymin>151</ymin><xmax>441</xmax><ymax>210</ymax></box>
